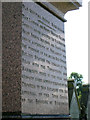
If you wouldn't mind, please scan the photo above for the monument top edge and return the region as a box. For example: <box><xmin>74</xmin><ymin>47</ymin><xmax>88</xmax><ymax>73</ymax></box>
<box><xmin>0</xmin><ymin>0</ymin><xmax>82</xmax><ymax>4</ymax></box>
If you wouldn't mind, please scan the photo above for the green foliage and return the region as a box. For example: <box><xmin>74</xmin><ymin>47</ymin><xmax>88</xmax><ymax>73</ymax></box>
<box><xmin>78</xmin><ymin>90</ymin><xmax>82</xmax><ymax>102</ymax></box>
<box><xmin>69</xmin><ymin>72</ymin><xmax>83</xmax><ymax>88</ymax></box>
<box><xmin>69</xmin><ymin>72</ymin><xmax>83</xmax><ymax>97</ymax></box>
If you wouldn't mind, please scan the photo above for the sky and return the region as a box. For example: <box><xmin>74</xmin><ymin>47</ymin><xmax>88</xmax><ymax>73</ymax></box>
<box><xmin>65</xmin><ymin>0</ymin><xmax>89</xmax><ymax>84</ymax></box>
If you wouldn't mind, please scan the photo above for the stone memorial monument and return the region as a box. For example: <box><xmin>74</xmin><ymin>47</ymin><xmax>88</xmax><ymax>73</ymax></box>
<box><xmin>1</xmin><ymin>1</ymin><xmax>82</xmax><ymax>119</ymax></box>
<box><xmin>68</xmin><ymin>79</ymin><xmax>80</xmax><ymax>120</ymax></box>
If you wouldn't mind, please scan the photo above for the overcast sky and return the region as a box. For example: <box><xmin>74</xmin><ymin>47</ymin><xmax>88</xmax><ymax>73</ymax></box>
<box><xmin>65</xmin><ymin>0</ymin><xmax>88</xmax><ymax>83</ymax></box>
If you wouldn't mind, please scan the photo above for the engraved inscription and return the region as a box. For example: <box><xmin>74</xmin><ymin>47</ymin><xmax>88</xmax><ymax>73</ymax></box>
<box><xmin>21</xmin><ymin>2</ymin><xmax>69</xmax><ymax>115</ymax></box>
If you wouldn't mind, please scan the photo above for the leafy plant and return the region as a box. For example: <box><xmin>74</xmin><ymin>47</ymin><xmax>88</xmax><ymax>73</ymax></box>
<box><xmin>69</xmin><ymin>72</ymin><xmax>83</xmax><ymax>97</ymax></box>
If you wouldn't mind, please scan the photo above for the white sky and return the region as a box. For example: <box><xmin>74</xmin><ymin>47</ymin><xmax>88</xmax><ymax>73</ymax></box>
<box><xmin>65</xmin><ymin>0</ymin><xmax>89</xmax><ymax>83</ymax></box>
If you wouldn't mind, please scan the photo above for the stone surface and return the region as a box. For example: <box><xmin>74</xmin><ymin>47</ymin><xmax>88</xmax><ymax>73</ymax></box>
<box><xmin>50</xmin><ymin>1</ymin><xmax>82</xmax><ymax>14</ymax></box>
<box><xmin>68</xmin><ymin>80</ymin><xmax>80</xmax><ymax>119</ymax></box>
<box><xmin>70</xmin><ymin>92</ymin><xmax>80</xmax><ymax>119</ymax></box>
<box><xmin>1</xmin><ymin>1</ymin><xmax>81</xmax><ymax>119</ymax></box>
<box><xmin>21</xmin><ymin>2</ymin><xmax>69</xmax><ymax>115</ymax></box>
<box><xmin>2</xmin><ymin>2</ymin><xmax>22</xmax><ymax>112</ymax></box>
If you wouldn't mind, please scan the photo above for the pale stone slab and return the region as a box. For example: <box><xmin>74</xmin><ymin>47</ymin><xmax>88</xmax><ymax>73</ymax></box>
<box><xmin>21</xmin><ymin>2</ymin><xmax>69</xmax><ymax>115</ymax></box>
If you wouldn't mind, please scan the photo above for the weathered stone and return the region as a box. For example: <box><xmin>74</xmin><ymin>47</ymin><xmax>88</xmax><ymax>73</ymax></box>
<box><xmin>1</xmin><ymin>1</ymin><xmax>81</xmax><ymax>119</ymax></box>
